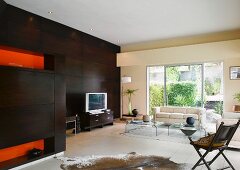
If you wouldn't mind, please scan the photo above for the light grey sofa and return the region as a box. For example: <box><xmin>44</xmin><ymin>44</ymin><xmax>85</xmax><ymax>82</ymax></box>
<box><xmin>153</xmin><ymin>106</ymin><xmax>206</xmax><ymax>127</ymax></box>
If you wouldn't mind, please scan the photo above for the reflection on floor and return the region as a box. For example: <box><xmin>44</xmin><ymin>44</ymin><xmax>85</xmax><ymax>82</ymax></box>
<box><xmin>22</xmin><ymin>122</ymin><xmax>240</xmax><ymax>170</ymax></box>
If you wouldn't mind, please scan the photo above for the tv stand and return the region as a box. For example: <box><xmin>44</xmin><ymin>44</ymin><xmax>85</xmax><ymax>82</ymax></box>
<box><xmin>89</xmin><ymin>110</ymin><xmax>103</xmax><ymax>114</ymax></box>
<box><xmin>79</xmin><ymin>110</ymin><xmax>113</xmax><ymax>131</ymax></box>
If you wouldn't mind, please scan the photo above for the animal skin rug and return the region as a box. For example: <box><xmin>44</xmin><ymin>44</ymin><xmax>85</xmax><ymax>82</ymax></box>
<box><xmin>58</xmin><ymin>152</ymin><xmax>190</xmax><ymax>170</ymax></box>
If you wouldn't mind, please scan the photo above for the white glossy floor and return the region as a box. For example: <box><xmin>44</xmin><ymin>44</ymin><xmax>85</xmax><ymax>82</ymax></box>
<box><xmin>22</xmin><ymin>122</ymin><xmax>240</xmax><ymax>170</ymax></box>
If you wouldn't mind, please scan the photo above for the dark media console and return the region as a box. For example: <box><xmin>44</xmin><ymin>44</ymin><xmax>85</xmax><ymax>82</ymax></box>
<box><xmin>79</xmin><ymin>110</ymin><xmax>114</xmax><ymax>131</ymax></box>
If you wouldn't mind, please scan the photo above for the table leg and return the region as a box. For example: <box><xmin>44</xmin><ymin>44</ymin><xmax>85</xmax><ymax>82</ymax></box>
<box><xmin>75</xmin><ymin>120</ymin><xmax>76</xmax><ymax>135</ymax></box>
<box><xmin>156</xmin><ymin>126</ymin><xmax>158</xmax><ymax>136</ymax></box>
<box><xmin>168</xmin><ymin>126</ymin><xmax>169</xmax><ymax>136</ymax></box>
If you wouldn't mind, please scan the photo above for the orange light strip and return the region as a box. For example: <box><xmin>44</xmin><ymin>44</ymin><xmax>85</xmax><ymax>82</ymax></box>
<box><xmin>0</xmin><ymin>46</ymin><xmax>44</xmax><ymax>69</ymax></box>
<box><xmin>0</xmin><ymin>140</ymin><xmax>44</xmax><ymax>162</ymax></box>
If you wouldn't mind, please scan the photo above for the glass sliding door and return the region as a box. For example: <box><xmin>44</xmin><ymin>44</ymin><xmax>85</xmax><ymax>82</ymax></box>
<box><xmin>147</xmin><ymin>66</ymin><xmax>165</xmax><ymax>115</ymax></box>
<box><xmin>165</xmin><ymin>64</ymin><xmax>203</xmax><ymax>107</ymax></box>
<box><xmin>204</xmin><ymin>62</ymin><xmax>223</xmax><ymax>115</ymax></box>
<box><xmin>147</xmin><ymin>62</ymin><xmax>224</xmax><ymax>115</ymax></box>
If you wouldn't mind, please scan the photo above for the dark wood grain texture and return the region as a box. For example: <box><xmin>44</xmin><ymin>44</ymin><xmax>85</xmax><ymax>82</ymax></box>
<box><xmin>0</xmin><ymin>67</ymin><xmax>54</xmax><ymax>108</ymax></box>
<box><xmin>79</xmin><ymin>111</ymin><xmax>114</xmax><ymax>131</ymax></box>
<box><xmin>54</xmin><ymin>74</ymin><xmax>66</xmax><ymax>152</ymax></box>
<box><xmin>0</xmin><ymin>104</ymin><xmax>54</xmax><ymax>149</ymax></box>
<box><xmin>0</xmin><ymin>4</ymin><xmax>120</xmax><ymax>118</ymax></box>
<box><xmin>0</xmin><ymin>0</ymin><xmax>6</xmax><ymax>15</ymax></box>
<box><xmin>0</xmin><ymin>3</ymin><xmax>120</xmax><ymax>167</ymax></box>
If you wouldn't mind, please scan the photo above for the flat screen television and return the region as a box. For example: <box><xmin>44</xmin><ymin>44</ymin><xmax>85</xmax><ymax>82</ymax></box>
<box><xmin>85</xmin><ymin>93</ymin><xmax>107</xmax><ymax>113</ymax></box>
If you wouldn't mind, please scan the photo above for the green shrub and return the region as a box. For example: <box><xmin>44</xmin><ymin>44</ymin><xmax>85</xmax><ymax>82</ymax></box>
<box><xmin>149</xmin><ymin>85</ymin><xmax>164</xmax><ymax>115</ymax></box>
<box><xmin>205</xmin><ymin>78</ymin><xmax>221</xmax><ymax>95</ymax></box>
<box><xmin>214</xmin><ymin>101</ymin><xmax>223</xmax><ymax>115</ymax></box>
<box><xmin>167</xmin><ymin>82</ymin><xmax>197</xmax><ymax>107</ymax></box>
<box><xmin>166</xmin><ymin>67</ymin><xmax>180</xmax><ymax>82</ymax></box>
<box><xmin>149</xmin><ymin>82</ymin><xmax>197</xmax><ymax>114</ymax></box>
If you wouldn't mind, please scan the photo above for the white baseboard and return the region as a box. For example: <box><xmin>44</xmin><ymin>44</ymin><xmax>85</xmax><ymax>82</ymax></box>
<box><xmin>10</xmin><ymin>152</ymin><xmax>64</xmax><ymax>170</ymax></box>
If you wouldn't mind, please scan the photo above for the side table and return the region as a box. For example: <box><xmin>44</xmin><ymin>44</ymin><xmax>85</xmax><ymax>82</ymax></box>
<box><xmin>66</xmin><ymin>116</ymin><xmax>77</xmax><ymax>135</ymax></box>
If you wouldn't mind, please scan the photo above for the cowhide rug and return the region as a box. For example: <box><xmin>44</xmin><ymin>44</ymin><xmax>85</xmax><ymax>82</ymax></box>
<box><xmin>58</xmin><ymin>152</ymin><xmax>190</xmax><ymax>170</ymax></box>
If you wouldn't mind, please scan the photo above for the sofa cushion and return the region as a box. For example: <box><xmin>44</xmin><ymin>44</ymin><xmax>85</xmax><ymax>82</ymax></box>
<box><xmin>183</xmin><ymin>114</ymin><xmax>199</xmax><ymax>120</ymax></box>
<box><xmin>186</xmin><ymin>108</ymin><xmax>200</xmax><ymax>115</ymax></box>
<box><xmin>160</xmin><ymin>107</ymin><xmax>174</xmax><ymax>113</ymax></box>
<box><xmin>174</xmin><ymin>107</ymin><xmax>186</xmax><ymax>114</ymax></box>
<box><xmin>170</xmin><ymin>113</ymin><xmax>184</xmax><ymax>119</ymax></box>
<box><xmin>156</xmin><ymin>112</ymin><xmax>170</xmax><ymax>118</ymax></box>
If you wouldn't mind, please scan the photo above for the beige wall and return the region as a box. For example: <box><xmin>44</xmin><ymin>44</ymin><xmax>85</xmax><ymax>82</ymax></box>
<box><xmin>118</xmin><ymin>39</ymin><xmax>240</xmax><ymax>115</ymax></box>
<box><xmin>121</xmin><ymin>66</ymin><xmax>147</xmax><ymax>115</ymax></box>
<box><xmin>224</xmin><ymin>58</ymin><xmax>240</xmax><ymax>111</ymax></box>
<box><xmin>121</xmin><ymin>29</ymin><xmax>240</xmax><ymax>52</ymax></box>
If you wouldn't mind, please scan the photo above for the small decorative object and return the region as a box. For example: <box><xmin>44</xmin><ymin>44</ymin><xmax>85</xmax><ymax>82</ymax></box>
<box><xmin>28</xmin><ymin>148</ymin><xmax>43</xmax><ymax>158</ymax></box>
<box><xmin>186</xmin><ymin>117</ymin><xmax>195</xmax><ymax>126</ymax></box>
<box><xmin>132</xmin><ymin>109</ymin><xmax>138</xmax><ymax>116</ymax></box>
<box><xmin>230</xmin><ymin>66</ymin><xmax>240</xmax><ymax>80</ymax></box>
<box><xmin>180</xmin><ymin>127</ymin><xmax>197</xmax><ymax>136</ymax></box>
<box><xmin>123</xmin><ymin>88</ymin><xmax>138</xmax><ymax>115</ymax></box>
<box><xmin>143</xmin><ymin>115</ymin><xmax>150</xmax><ymax>122</ymax></box>
<box><xmin>233</xmin><ymin>92</ymin><xmax>240</xmax><ymax>112</ymax></box>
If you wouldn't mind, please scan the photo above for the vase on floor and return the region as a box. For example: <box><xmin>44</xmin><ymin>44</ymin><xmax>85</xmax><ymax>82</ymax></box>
<box><xmin>132</xmin><ymin>109</ymin><xmax>138</xmax><ymax>116</ymax></box>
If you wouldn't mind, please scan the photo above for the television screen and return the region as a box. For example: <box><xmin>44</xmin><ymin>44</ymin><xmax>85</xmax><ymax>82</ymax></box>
<box><xmin>86</xmin><ymin>93</ymin><xmax>107</xmax><ymax>112</ymax></box>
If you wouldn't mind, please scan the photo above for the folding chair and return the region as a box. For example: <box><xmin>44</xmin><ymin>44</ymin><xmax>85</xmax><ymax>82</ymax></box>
<box><xmin>189</xmin><ymin>119</ymin><xmax>240</xmax><ymax>170</ymax></box>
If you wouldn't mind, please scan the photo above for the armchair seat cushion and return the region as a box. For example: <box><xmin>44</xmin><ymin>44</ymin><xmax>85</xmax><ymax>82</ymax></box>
<box><xmin>170</xmin><ymin>113</ymin><xmax>184</xmax><ymax>119</ymax></box>
<box><xmin>192</xmin><ymin>134</ymin><xmax>225</xmax><ymax>149</ymax></box>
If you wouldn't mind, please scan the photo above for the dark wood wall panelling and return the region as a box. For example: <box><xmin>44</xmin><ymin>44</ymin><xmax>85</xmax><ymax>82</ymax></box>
<box><xmin>0</xmin><ymin>5</ymin><xmax>121</xmax><ymax>118</ymax></box>
<box><xmin>0</xmin><ymin>67</ymin><xmax>55</xmax><ymax>149</ymax></box>
<box><xmin>0</xmin><ymin>0</ymin><xmax>6</xmax><ymax>15</ymax></box>
<box><xmin>0</xmin><ymin>4</ymin><xmax>120</xmax><ymax>160</ymax></box>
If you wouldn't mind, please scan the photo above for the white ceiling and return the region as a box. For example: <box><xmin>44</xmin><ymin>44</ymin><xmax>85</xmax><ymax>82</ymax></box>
<box><xmin>5</xmin><ymin>0</ymin><xmax>240</xmax><ymax>46</ymax></box>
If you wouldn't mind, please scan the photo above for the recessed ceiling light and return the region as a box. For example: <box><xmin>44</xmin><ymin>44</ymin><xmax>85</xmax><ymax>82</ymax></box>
<box><xmin>117</xmin><ymin>40</ymin><xmax>120</xmax><ymax>43</ymax></box>
<box><xmin>90</xmin><ymin>28</ymin><xmax>94</xmax><ymax>31</ymax></box>
<box><xmin>48</xmin><ymin>11</ymin><xmax>53</xmax><ymax>14</ymax></box>
<box><xmin>29</xmin><ymin>17</ymin><xmax>33</xmax><ymax>22</ymax></box>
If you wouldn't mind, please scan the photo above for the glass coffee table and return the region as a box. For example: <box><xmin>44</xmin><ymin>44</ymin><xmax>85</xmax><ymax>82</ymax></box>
<box><xmin>125</xmin><ymin>121</ymin><xmax>183</xmax><ymax>136</ymax></box>
<box><xmin>125</xmin><ymin>121</ymin><xmax>206</xmax><ymax>137</ymax></box>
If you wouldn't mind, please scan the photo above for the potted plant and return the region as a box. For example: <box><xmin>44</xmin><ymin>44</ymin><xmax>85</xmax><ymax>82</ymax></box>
<box><xmin>233</xmin><ymin>92</ymin><xmax>240</xmax><ymax>112</ymax></box>
<box><xmin>123</xmin><ymin>89</ymin><xmax>138</xmax><ymax>115</ymax></box>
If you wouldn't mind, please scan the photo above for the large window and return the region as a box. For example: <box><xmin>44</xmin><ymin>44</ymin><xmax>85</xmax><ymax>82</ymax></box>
<box><xmin>204</xmin><ymin>62</ymin><xmax>223</xmax><ymax>115</ymax></box>
<box><xmin>147</xmin><ymin>62</ymin><xmax>223</xmax><ymax>115</ymax></box>
<box><xmin>147</xmin><ymin>66</ymin><xmax>165</xmax><ymax>115</ymax></box>
<box><xmin>166</xmin><ymin>64</ymin><xmax>203</xmax><ymax>107</ymax></box>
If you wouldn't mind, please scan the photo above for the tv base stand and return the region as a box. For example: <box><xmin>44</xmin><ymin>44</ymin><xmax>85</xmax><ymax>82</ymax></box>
<box><xmin>79</xmin><ymin>110</ymin><xmax>113</xmax><ymax>131</ymax></box>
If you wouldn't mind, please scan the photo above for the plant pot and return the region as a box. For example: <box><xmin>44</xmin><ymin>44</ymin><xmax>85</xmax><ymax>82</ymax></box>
<box><xmin>232</xmin><ymin>105</ymin><xmax>240</xmax><ymax>112</ymax></box>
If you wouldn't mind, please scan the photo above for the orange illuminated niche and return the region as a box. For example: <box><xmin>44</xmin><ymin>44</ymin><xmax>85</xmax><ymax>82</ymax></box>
<box><xmin>0</xmin><ymin>140</ymin><xmax>44</xmax><ymax>162</ymax></box>
<box><xmin>0</xmin><ymin>46</ymin><xmax>44</xmax><ymax>69</ymax></box>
